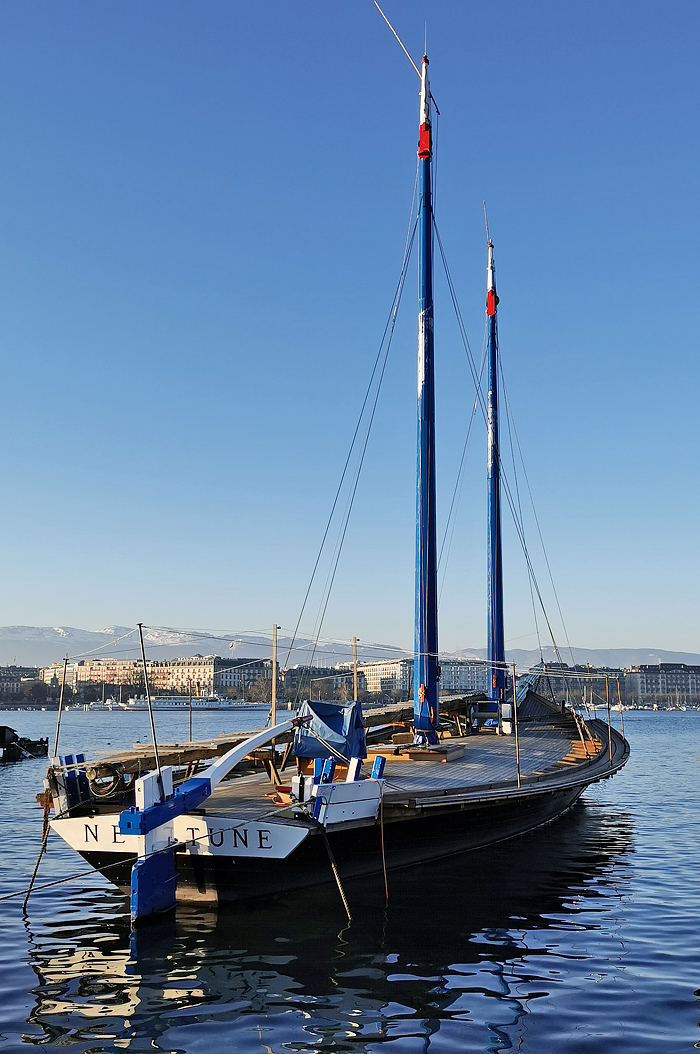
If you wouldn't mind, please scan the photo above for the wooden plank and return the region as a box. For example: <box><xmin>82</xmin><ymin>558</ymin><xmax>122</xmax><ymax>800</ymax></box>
<box><xmin>406</xmin><ymin>745</ymin><xmax>465</xmax><ymax>763</ymax></box>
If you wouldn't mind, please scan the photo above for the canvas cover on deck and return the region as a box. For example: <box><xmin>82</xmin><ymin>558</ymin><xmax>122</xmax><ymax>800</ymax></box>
<box><xmin>293</xmin><ymin>700</ymin><xmax>367</xmax><ymax>760</ymax></box>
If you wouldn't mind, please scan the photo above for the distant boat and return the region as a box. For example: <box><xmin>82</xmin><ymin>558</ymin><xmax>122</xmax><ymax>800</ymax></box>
<box><xmin>119</xmin><ymin>695</ymin><xmax>271</xmax><ymax>712</ymax></box>
<box><xmin>87</xmin><ymin>698</ymin><xmax>115</xmax><ymax>712</ymax></box>
<box><xmin>1</xmin><ymin>725</ymin><xmax>48</xmax><ymax>763</ymax></box>
<box><xmin>40</xmin><ymin>44</ymin><xmax>628</xmax><ymax>923</ymax></box>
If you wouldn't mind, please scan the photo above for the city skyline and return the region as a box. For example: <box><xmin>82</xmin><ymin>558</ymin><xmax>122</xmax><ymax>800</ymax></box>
<box><xmin>1</xmin><ymin>2</ymin><xmax>699</xmax><ymax>653</ymax></box>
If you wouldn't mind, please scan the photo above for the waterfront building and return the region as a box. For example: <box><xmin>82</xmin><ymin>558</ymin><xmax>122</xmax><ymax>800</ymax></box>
<box><xmin>439</xmin><ymin>660</ymin><xmax>489</xmax><ymax>693</ymax></box>
<box><xmin>214</xmin><ymin>659</ymin><xmax>274</xmax><ymax>692</ymax></box>
<box><xmin>359</xmin><ymin>659</ymin><xmax>413</xmax><ymax>695</ymax></box>
<box><xmin>40</xmin><ymin>656</ymin><xmax>276</xmax><ymax>695</ymax></box>
<box><xmin>41</xmin><ymin>659</ymin><xmax>141</xmax><ymax>690</ymax></box>
<box><xmin>358</xmin><ymin>658</ymin><xmax>487</xmax><ymax>696</ymax></box>
<box><xmin>537</xmin><ymin>664</ymin><xmax>624</xmax><ymax>705</ymax></box>
<box><xmin>282</xmin><ymin>666</ymin><xmax>365</xmax><ymax>697</ymax></box>
<box><xmin>0</xmin><ymin>666</ymin><xmax>40</xmax><ymax>696</ymax></box>
<box><xmin>624</xmin><ymin>663</ymin><xmax>700</xmax><ymax>706</ymax></box>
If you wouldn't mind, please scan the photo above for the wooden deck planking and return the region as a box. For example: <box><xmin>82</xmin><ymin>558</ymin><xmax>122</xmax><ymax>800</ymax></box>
<box><xmin>198</xmin><ymin>726</ymin><xmax>585</xmax><ymax>818</ymax></box>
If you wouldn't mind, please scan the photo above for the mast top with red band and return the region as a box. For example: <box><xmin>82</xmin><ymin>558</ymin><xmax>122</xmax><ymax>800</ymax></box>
<box><xmin>418</xmin><ymin>56</ymin><xmax>432</xmax><ymax>159</ymax></box>
<box><xmin>486</xmin><ymin>240</ymin><xmax>498</xmax><ymax>317</ymax></box>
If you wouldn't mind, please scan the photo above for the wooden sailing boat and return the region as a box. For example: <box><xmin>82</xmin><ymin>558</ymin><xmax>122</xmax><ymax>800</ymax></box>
<box><xmin>40</xmin><ymin>51</ymin><xmax>629</xmax><ymax>923</ymax></box>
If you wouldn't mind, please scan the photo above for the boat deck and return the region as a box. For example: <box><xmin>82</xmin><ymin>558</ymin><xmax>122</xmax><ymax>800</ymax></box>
<box><xmin>195</xmin><ymin>720</ymin><xmax>623</xmax><ymax>822</ymax></box>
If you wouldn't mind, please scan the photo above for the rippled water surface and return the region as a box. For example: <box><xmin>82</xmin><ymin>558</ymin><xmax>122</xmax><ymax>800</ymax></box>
<box><xmin>0</xmin><ymin>708</ymin><xmax>698</xmax><ymax>1052</ymax></box>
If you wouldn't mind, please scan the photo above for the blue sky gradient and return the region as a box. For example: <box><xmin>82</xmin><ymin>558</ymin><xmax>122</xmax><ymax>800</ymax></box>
<box><xmin>0</xmin><ymin>1</ymin><xmax>698</xmax><ymax>655</ymax></box>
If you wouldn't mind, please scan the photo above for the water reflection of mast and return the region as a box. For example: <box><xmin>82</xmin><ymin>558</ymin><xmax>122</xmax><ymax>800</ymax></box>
<box><xmin>483</xmin><ymin>953</ymin><xmax>528</xmax><ymax>1053</ymax></box>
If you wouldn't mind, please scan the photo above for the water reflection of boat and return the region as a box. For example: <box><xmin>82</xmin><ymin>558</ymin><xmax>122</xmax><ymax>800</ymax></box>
<box><xmin>24</xmin><ymin>800</ymin><xmax>633</xmax><ymax>1050</ymax></box>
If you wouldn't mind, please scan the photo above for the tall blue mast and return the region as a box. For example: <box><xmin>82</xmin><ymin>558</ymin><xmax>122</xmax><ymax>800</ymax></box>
<box><xmin>413</xmin><ymin>55</ymin><xmax>439</xmax><ymax>746</ymax></box>
<box><xmin>486</xmin><ymin>239</ymin><xmax>506</xmax><ymax>706</ymax></box>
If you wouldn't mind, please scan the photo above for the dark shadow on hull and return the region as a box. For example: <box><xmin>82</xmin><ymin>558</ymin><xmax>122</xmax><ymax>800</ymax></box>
<box><xmin>79</xmin><ymin>783</ymin><xmax>588</xmax><ymax>904</ymax></box>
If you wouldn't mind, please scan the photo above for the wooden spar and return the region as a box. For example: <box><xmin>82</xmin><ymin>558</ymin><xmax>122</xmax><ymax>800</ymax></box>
<box><xmin>271</xmin><ymin>624</ymin><xmax>278</xmax><ymax>728</ymax></box>
<box><xmin>52</xmin><ymin>656</ymin><xmax>69</xmax><ymax>757</ymax></box>
<box><xmin>512</xmin><ymin>663</ymin><xmax>521</xmax><ymax>788</ymax></box>
<box><xmin>137</xmin><ymin>622</ymin><xmax>161</xmax><ymax>780</ymax></box>
<box><xmin>586</xmin><ymin>664</ymin><xmax>597</xmax><ymax>718</ymax></box>
<box><xmin>606</xmin><ymin>675</ymin><xmax>612</xmax><ymax>765</ymax></box>
<box><xmin>353</xmin><ymin>637</ymin><xmax>358</xmax><ymax>703</ymax></box>
<box><xmin>616</xmin><ymin>679</ymin><xmax>626</xmax><ymax>739</ymax></box>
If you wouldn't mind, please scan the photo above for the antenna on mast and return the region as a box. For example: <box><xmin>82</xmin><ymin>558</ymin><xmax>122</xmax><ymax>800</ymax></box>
<box><xmin>483</xmin><ymin>201</ymin><xmax>491</xmax><ymax>244</ymax></box>
<box><xmin>374</xmin><ymin>2</ymin><xmax>441</xmax><ymax>113</ymax></box>
<box><xmin>374</xmin><ymin>1</ymin><xmax>420</xmax><ymax>76</ymax></box>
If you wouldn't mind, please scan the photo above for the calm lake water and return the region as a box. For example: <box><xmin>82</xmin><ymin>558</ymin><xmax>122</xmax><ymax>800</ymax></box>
<box><xmin>0</xmin><ymin>708</ymin><xmax>698</xmax><ymax>1052</ymax></box>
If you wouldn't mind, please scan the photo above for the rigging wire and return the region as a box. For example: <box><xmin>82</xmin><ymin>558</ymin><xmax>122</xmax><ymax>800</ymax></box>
<box><xmin>299</xmin><ymin>218</ymin><xmax>417</xmax><ymax>699</ymax></box>
<box><xmin>498</xmin><ymin>371</ymin><xmax>588</xmax><ymax>706</ymax></box>
<box><xmin>287</xmin><ymin>170</ymin><xmax>420</xmax><ymax>701</ymax></box>
<box><xmin>432</xmin><ymin>215</ymin><xmax>574</xmax><ymax>681</ymax></box>
<box><xmin>284</xmin><ymin>165</ymin><xmax>420</xmax><ymax>674</ymax></box>
<box><xmin>147</xmin><ymin>624</ymin><xmax>415</xmax><ymax>662</ymax></box>
<box><xmin>39</xmin><ymin>627</ymin><xmax>138</xmax><ymax>666</ymax></box>
<box><xmin>498</xmin><ymin>353</ymin><xmax>544</xmax><ymax>667</ymax></box>
<box><xmin>437</xmin><ymin>359</ymin><xmax>485</xmax><ymax>602</ymax></box>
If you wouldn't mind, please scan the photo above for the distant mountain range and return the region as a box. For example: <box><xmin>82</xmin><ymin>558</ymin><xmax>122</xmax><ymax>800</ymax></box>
<box><xmin>0</xmin><ymin>625</ymin><xmax>408</xmax><ymax>668</ymax></box>
<box><xmin>450</xmin><ymin>645</ymin><xmax>700</xmax><ymax>670</ymax></box>
<box><xmin>0</xmin><ymin>625</ymin><xmax>698</xmax><ymax>672</ymax></box>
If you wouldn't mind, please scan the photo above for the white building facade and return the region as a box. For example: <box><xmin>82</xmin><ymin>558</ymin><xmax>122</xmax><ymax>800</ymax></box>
<box><xmin>624</xmin><ymin>663</ymin><xmax>700</xmax><ymax>705</ymax></box>
<box><xmin>439</xmin><ymin>660</ymin><xmax>488</xmax><ymax>693</ymax></box>
<box><xmin>41</xmin><ymin>656</ymin><xmax>275</xmax><ymax>695</ymax></box>
<box><xmin>358</xmin><ymin>658</ymin><xmax>487</xmax><ymax>696</ymax></box>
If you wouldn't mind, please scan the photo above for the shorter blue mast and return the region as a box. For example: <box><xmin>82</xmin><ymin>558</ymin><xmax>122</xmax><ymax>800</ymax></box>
<box><xmin>486</xmin><ymin>238</ymin><xmax>506</xmax><ymax>710</ymax></box>
<box><xmin>413</xmin><ymin>55</ymin><xmax>439</xmax><ymax>746</ymax></box>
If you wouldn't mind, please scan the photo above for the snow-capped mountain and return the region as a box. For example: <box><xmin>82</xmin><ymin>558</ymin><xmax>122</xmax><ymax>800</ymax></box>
<box><xmin>0</xmin><ymin>625</ymin><xmax>410</xmax><ymax>668</ymax></box>
<box><xmin>0</xmin><ymin>625</ymin><xmax>697</xmax><ymax>671</ymax></box>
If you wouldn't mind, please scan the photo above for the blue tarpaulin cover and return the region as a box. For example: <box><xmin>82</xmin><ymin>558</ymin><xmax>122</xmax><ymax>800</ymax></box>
<box><xmin>293</xmin><ymin>700</ymin><xmax>367</xmax><ymax>760</ymax></box>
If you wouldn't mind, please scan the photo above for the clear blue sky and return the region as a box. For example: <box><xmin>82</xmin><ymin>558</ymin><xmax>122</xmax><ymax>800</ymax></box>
<box><xmin>0</xmin><ymin>0</ymin><xmax>698</xmax><ymax>656</ymax></box>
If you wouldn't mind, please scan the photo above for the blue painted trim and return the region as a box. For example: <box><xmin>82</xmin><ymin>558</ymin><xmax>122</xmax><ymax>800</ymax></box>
<box><xmin>61</xmin><ymin>753</ymin><xmax>91</xmax><ymax>809</ymax></box>
<box><xmin>321</xmin><ymin>758</ymin><xmax>337</xmax><ymax>783</ymax></box>
<box><xmin>371</xmin><ymin>755</ymin><xmax>386</xmax><ymax>779</ymax></box>
<box><xmin>119</xmin><ymin>776</ymin><xmax>211</xmax><ymax>836</ymax></box>
<box><xmin>130</xmin><ymin>848</ymin><xmax>177</xmax><ymax>922</ymax></box>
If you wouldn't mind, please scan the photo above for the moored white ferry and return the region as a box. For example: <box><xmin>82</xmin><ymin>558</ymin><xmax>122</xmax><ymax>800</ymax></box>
<box><xmin>120</xmin><ymin>695</ymin><xmax>272</xmax><ymax>712</ymax></box>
